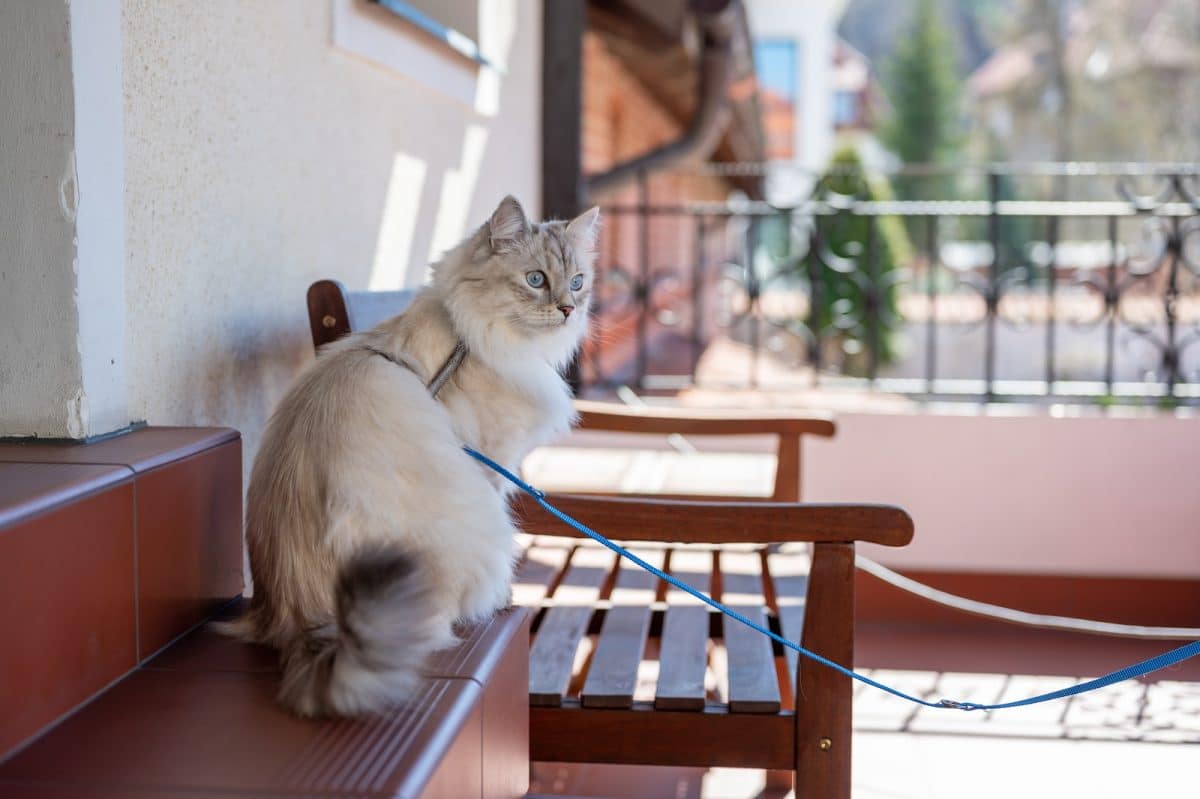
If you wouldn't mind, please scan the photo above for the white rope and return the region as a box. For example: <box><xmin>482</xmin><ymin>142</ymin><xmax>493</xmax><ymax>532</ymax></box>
<box><xmin>856</xmin><ymin>554</ymin><xmax>1200</xmax><ymax>640</ymax></box>
<box><xmin>609</xmin><ymin>386</ymin><xmax>1200</xmax><ymax>642</ymax></box>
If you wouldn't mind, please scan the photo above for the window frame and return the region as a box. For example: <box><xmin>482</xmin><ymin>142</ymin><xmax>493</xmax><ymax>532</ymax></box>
<box><xmin>368</xmin><ymin>0</ymin><xmax>494</xmax><ymax>70</ymax></box>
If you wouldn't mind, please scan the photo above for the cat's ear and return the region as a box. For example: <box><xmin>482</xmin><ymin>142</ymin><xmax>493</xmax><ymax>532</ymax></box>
<box><xmin>565</xmin><ymin>206</ymin><xmax>600</xmax><ymax>251</ymax></box>
<box><xmin>488</xmin><ymin>195</ymin><xmax>531</xmax><ymax>252</ymax></box>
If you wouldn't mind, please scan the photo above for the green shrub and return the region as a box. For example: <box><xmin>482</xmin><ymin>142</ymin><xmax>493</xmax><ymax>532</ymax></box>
<box><xmin>802</xmin><ymin>146</ymin><xmax>912</xmax><ymax>374</ymax></box>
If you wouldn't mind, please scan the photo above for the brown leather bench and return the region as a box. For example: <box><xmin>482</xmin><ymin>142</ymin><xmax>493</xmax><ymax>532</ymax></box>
<box><xmin>308</xmin><ymin>279</ymin><xmax>915</xmax><ymax>798</ymax></box>
<box><xmin>0</xmin><ymin>428</ymin><xmax>532</xmax><ymax>799</ymax></box>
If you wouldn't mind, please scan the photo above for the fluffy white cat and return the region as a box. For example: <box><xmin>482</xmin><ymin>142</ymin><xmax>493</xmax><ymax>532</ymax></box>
<box><xmin>220</xmin><ymin>196</ymin><xmax>598</xmax><ymax>717</ymax></box>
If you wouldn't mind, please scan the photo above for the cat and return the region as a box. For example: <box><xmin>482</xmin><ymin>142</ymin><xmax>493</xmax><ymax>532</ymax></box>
<box><xmin>219</xmin><ymin>196</ymin><xmax>599</xmax><ymax>717</ymax></box>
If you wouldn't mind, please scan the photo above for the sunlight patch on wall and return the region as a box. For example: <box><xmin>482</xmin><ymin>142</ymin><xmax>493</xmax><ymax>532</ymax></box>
<box><xmin>473</xmin><ymin>0</ymin><xmax>517</xmax><ymax>116</ymax></box>
<box><xmin>369</xmin><ymin>151</ymin><xmax>428</xmax><ymax>290</ymax></box>
<box><xmin>424</xmin><ymin>124</ymin><xmax>489</xmax><ymax>279</ymax></box>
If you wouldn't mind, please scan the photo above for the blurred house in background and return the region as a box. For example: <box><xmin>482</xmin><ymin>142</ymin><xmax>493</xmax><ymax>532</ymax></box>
<box><xmin>831</xmin><ymin>40</ymin><xmax>883</xmax><ymax>135</ymax></box>
<box><xmin>745</xmin><ymin>0</ymin><xmax>851</xmax><ymax>203</ymax></box>
<box><xmin>745</xmin><ymin>0</ymin><xmax>849</xmax><ymax>170</ymax></box>
<box><xmin>968</xmin><ymin>0</ymin><xmax>1200</xmax><ymax>162</ymax></box>
<box><xmin>830</xmin><ymin>38</ymin><xmax>892</xmax><ymax>169</ymax></box>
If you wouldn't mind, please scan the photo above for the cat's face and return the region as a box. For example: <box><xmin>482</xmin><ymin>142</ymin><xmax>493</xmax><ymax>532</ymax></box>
<box><xmin>438</xmin><ymin>196</ymin><xmax>599</xmax><ymax>363</ymax></box>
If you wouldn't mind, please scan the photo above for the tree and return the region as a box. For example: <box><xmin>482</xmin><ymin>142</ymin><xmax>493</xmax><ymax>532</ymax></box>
<box><xmin>880</xmin><ymin>0</ymin><xmax>964</xmax><ymax>201</ymax></box>
<box><xmin>788</xmin><ymin>146</ymin><xmax>913</xmax><ymax>375</ymax></box>
<box><xmin>975</xmin><ymin>0</ymin><xmax>1200</xmax><ymax>165</ymax></box>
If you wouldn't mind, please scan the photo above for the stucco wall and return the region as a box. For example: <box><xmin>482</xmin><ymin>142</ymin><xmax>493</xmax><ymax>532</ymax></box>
<box><xmin>804</xmin><ymin>411</ymin><xmax>1200</xmax><ymax>579</ymax></box>
<box><xmin>121</xmin><ymin>1</ymin><xmax>540</xmax><ymax>479</ymax></box>
<box><xmin>533</xmin><ymin>408</ymin><xmax>1199</xmax><ymax>579</ymax></box>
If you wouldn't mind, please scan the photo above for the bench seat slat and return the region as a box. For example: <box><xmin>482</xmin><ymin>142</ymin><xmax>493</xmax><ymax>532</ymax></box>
<box><xmin>653</xmin><ymin>548</ymin><xmax>713</xmax><ymax>710</ymax></box>
<box><xmin>724</xmin><ymin>605</ymin><xmax>782</xmax><ymax>713</ymax></box>
<box><xmin>527</xmin><ymin>545</ymin><xmax>616</xmax><ymax>706</ymax></box>
<box><xmin>719</xmin><ymin>548</ymin><xmax>781</xmax><ymax>714</ymax></box>
<box><xmin>529</xmin><ymin>607</ymin><xmax>593</xmax><ymax>706</ymax></box>
<box><xmin>663</xmin><ymin>547</ymin><xmax>712</xmax><ymax>605</ymax></box>
<box><xmin>581</xmin><ymin>606</ymin><xmax>652</xmax><ymax>708</ymax></box>
<box><xmin>654</xmin><ymin>606</ymin><xmax>710</xmax><ymax>710</ymax></box>
<box><xmin>513</xmin><ymin>536</ymin><xmax>573</xmax><ymax>607</ymax></box>
<box><xmin>580</xmin><ymin>550</ymin><xmax>662</xmax><ymax>708</ymax></box>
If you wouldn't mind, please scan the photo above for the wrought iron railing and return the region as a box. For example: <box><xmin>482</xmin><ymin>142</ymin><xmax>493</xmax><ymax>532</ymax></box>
<box><xmin>580</xmin><ymin>164</ymin><xmax>1200</xmax><ymax>404</ymax></box>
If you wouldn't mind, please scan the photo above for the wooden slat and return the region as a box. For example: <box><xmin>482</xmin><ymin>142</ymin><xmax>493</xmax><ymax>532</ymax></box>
<box><xmin>608</xmin><ymin>548</ymin><xmax>663</xmax><ymax>604</ymax></box>
<box><xmin>662</xmin><ymin>547</ymin><xmax>712</xmax><ymax>606</ymax></box>
<box><xmin>724</xmin><ymin>607</ymin><xmax>781</xmax><ymax>714</ymax></box>
<box><xmin>528</xmin><ymin>607</ymin><xmax>592</xmax><ymax>707</ymax></box>
<box><xmin>719</xmin><ymin>550</ymin><xmax>780</xmax><ymax>714</ymax></box>
<box><xmin>580</xmin><ymin>607</ymin><xmax>650</xmax><ymax>709</ymax></box>
<box><xmin>531</xmin><ymin>702</ymin><xmax>794</xmax><ymax>771</ymax></box>
<box><xmin>580</xmin><ymin>550</ymin><xmax>662</xmax><ymax>709</ymax></box>
<box><xmin>515</xmin><ymin>494</ymin><xmax>914</xmax><ymax>547</ymax></box>
<box><xmin>654</xmin><ymin>607</ymin><xmax>710</xmax><ymax>711</ymax></box>
<box><xmin>654</xmin><ymin>548</ymin><xmax>713</xmax><ymax>710</ymax></box>
<box><xmin>574</xmin><ymin>400</ymin><xmax>836</xmax><ymax>438</ymax></box>
<box><xmin>528</xmin><ymin>546</ymin><xmax>617</xmax><ymax>706</ymax></box>
<box><xmin>512</xmin><ymin>535</ymin><xmax>573</xmax><ymax>607</ymax></box>
<box><xmin>771</xmin><ymin>432</ymin><xmax>802</xmax><ymax>502</ymax></box>
<box><xmin>778</xmin><ymin>606</ymin><xmax>806</xmax><ymax>694</ymax></box>
<box><xmin>795</xmin><ymin>542</ymin><xmax>856</xmax><ymax>799</ymax></box>
<box><xmin>767</xmin><ymin>547</ymin><xmax>810</xmax><ymax>691</ymax></box>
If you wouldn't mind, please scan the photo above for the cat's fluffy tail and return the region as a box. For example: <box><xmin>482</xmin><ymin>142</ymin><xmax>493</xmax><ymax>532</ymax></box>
<box><xmin>278</xmin><ymin>546</ymin><xmax>447</xmax><ymax>718</ymax></box>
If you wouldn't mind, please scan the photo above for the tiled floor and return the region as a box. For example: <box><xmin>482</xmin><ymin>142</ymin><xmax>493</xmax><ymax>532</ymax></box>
<box><xmin>854</xmin><ymin>622</ymin><xmax>1200</xmax><ymax>745</ymax></box>
<box><xmin>532</xmin><ymin>622</ymin><xmax>1200</xmax><ymax>798</ymax></box>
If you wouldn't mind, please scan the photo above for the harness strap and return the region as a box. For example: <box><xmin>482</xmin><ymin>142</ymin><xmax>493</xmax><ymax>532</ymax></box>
<box><xmin>365</xmin><ymin>341</ymin><xmax>467</xmax><ymax>398</ymax></box>
<box><xmin>427</xmin><ymin>342</ymin><xmax>468</xmax><ymax>398</ymax></box>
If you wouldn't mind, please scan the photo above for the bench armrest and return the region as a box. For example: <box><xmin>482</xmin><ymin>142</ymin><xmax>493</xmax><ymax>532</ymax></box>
<box><xmin>573</xmin><ymin>400</ymin><xmax>836</xmax><ymax>438</ymax></box>
<box><xmin>513</xmin><ymin>493</ymin><xmax>913</xmax><ymax>547</ymax></box>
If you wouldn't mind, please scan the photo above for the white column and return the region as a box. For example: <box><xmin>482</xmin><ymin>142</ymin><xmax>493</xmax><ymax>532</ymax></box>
<box><xmin>0</xmin><ymin>0</ymin><xmax>128</xmax><ymax>439</ymax></box>
<box><xmin>69</xmin><ymin>0</ymin><xmax>129</xmax><ymax>438</ymax></box>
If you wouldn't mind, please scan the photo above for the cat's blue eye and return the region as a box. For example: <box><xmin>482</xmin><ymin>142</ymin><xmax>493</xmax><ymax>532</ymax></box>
<box><xmin>569</xmin><ymin>274</ymin><xmax>584</xmax><ymax>291</ymax></box>
<box><xmin>526</xmin><ymin>271</ymin><xmax>546</xmax><ymax>289</ymax></box>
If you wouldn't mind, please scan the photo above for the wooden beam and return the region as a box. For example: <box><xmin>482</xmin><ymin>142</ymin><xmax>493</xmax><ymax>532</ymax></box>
<box><xmin>531</xmin><ymin>702</ymin><xmax>795</xmax><ymax>769</ymax></box>
<box><xmin>795</xmin><ymin>542</ymin><xmax>856</xmax><ymax>799</ymax></box>
<box><xmin>541</xmin><ymin>0</ymin><xmax>585</xmax><ymax>220</ymax></box>
<box><xmin>541</xmin><ymin>0</ymin><xmax>585</xmax><ymax>390</ymax></box>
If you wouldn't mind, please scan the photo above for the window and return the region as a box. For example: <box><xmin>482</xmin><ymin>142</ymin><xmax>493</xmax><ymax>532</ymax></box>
<box><xmin>754</xmin><ymin>39</ymin><xmax>800</xmax><ymax>160</ymax></box>
<box><xmin>833</xmin><ymin>90</ymin><xmax>857</xmax><ymax>128</ymax></box>
<box><xmin>369</xmin><ymin>0</ymin><xmax>486</xmax><ymax>66</ymax></box>
<box><xmin>332</xmin><ymin>0</ymin><xmax>494</xmax><ymax>107</ymax></box>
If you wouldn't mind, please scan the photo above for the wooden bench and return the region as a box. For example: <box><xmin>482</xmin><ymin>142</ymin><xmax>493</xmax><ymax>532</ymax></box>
<box><xmin>308</xmin><ymin>279</ymin><xmax>915</xmax><ymax>797</ymax></box>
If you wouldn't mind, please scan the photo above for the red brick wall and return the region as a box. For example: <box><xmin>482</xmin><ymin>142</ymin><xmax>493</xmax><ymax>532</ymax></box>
<box><xmin>581</xmin><ymin>33</ymin><xmax>735</xmax><ymax>385</ymax></box>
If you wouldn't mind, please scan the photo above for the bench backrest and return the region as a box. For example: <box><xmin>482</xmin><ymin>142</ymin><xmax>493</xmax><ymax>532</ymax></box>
<box><xmin>305</xmin><ymin>279</ymin><xmax>835</xmax><ymax>502</ymax></box>
<box><xmin>306</xmin><ymin>279</ymin><xmax>417</xmax><ymax>350</ymax></box>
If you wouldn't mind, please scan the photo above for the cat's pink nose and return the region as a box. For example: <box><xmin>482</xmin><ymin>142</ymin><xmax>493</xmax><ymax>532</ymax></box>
<box><xmin>558</xmin><ymin>305</ymin><xmax>575</xmax><ymax>319</ymax></box>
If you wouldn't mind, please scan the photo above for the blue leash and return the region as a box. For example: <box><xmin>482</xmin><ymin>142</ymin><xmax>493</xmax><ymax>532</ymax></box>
<box><xmin>464</xmin><ymin>446</ymin><xmax>1200</xmax><ymax>712</ymax></box>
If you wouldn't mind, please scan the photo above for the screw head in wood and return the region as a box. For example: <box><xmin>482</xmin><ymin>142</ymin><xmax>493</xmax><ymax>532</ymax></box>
<box><xmin>322</xmin><ymin>315</ymin><xmax>337</xmax><ymax>328</ymax></box>
<box><xmin>818</xmin><ymin>737</ymin><xmax>833</xmax><ymax>751</ymax></box>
